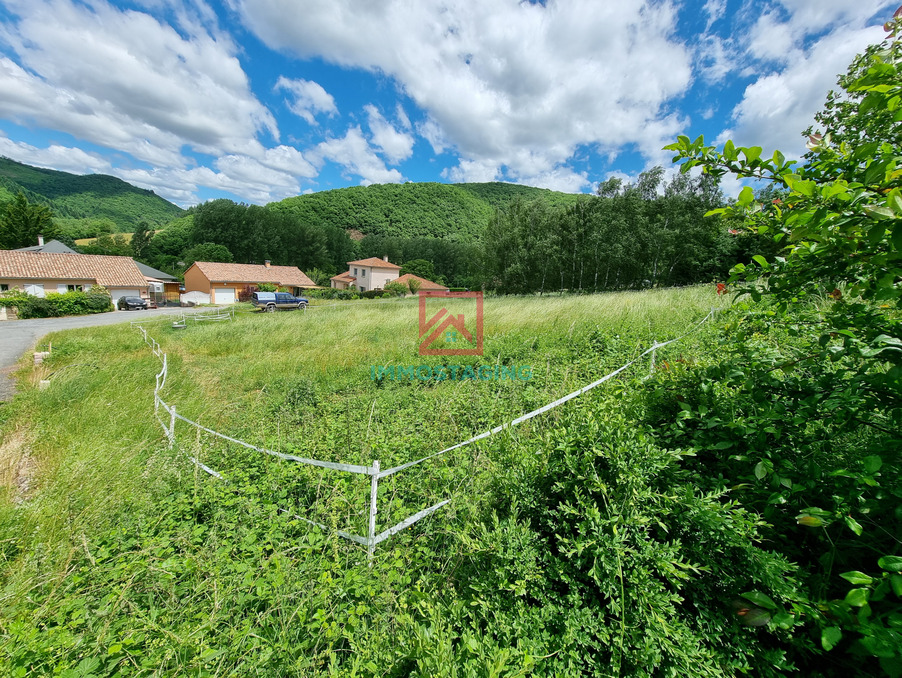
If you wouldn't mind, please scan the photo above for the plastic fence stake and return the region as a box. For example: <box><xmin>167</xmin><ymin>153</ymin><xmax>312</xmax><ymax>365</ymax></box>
<box><xmin>368</xmin><ymin>460</ymin><xmax>380</xmax><ymax>565</ymax></box>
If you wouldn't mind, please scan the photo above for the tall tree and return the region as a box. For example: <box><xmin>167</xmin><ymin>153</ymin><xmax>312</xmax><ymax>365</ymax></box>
<box><xmin>0</xmin><ymin>192</ymin><xmax>56</xmax><ymax>249</ymax></box>
<box><xmin>130</xmin><ymin>221</ymin><xmax>154</xmax><ymax>262</ymax></box>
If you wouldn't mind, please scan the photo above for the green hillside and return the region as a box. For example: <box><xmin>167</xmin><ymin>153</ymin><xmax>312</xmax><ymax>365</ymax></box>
<box><xmin>270</xmin><ymin>181</ymin><xmax>583</xmax><ymax>240</ymax></box>
<box><xmin>454</xmin><ymin>181</ymin><xmax>583</xmax><ymax>210</ymax></box>
<box><xmin>0</xmin><ymin>156</ymin><xmax>184</xmax><ymax>232</ymax></box>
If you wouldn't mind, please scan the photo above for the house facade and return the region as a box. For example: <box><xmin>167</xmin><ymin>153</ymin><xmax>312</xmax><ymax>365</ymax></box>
<box><xmin>0</xmin><ymin>250</ymin><xmax>149</xmax><ymax>303</ymax></box>
<box><xmin>184</xmin><ymin>260</ymin><xmax>317</xmax><ymax>304</ymax></box>
<box><xmin>330</xmin><ymin>257</ymin><xmax>449</xmax><ymax>293</ymax></box>
<box><xmin>331</xmin><ymin>257</ymin><xmax>402</xmax><ymax>292</ymax></box>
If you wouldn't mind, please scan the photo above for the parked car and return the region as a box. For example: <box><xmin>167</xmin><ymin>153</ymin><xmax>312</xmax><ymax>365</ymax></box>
<box><xmin>118</xmin><ymin>296</ymin><xmax>148</xmax><ymax>311</ymax></box>
<box><xmin>251</xmin><ymin>291</ymin><xmax>308</xmax><ymax>312</ymax></box>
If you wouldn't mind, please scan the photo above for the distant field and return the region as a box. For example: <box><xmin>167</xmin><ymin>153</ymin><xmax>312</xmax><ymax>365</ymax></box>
<box><xmin>0</xmin><ymin>287</ymin><xmax>727</xmax><ymax>675</ymax></box>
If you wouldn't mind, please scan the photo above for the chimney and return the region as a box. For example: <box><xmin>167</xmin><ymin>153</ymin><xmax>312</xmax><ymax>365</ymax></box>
<box><xmin>264</xmin><ymin>260</ymin><xmax>271</xmax><ymax>268</ymax></box>
<box><xmin>38</xmin><ymin>235</ymin><xmax>44</xmax><ymax>247</ymax></box>
<box><xmin>383</xmin><ymin>255</ymin><xmax>388</xmax><ymax>262</ymax></box>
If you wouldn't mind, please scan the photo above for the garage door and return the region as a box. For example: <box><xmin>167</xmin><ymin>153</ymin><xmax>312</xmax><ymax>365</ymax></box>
<box><xmin>112</xmin><ymin>289</ymin><xmax>140</xmax><ymax>302</ymax></box>
<box><xmin>215</xmin><ymin>288</ymin><xmax>237</xmax><ymax>304</ymax></box>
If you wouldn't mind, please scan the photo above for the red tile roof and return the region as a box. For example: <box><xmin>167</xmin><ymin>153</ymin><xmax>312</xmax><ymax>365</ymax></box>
<box><xmin>191</xmin><ymin>261</ymin><xmax>316</xmax><ymax>287</ymax></box>
<box><xmin>330</xmin><ymin>272</ymin><xmax>356</xmax><ymax>282</ymax></box>
<box><xmin>392</xmin><ymin>273</ymin><xmax>449</xmax><ymax>291</ymax></box>
<box><xmin>347</xmin><ymin>257</ymin><xmax>401</xmax><ymax>269</ymax></box>
<box><xmin>0</xmin><ymin>250</ymin><xmax>148</xmax><ymax>287</ymax></box>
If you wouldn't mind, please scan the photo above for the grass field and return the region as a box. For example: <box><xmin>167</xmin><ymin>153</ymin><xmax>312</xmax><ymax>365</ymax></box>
<box><xmin>0</xmin><ymin>286</ymin><xmax>737</xmax><ymax>676</ymax></box>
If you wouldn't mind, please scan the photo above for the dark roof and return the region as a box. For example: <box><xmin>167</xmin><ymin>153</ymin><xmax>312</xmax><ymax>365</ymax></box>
<box><xmin>135</xmin><ymin>261</ymin><xmax>177</xmax><ymax>281</ymax></box>
<box><xmin>15</xmin><ymin>239</ymin><xmax>79</xmax><ymax>254</ymax></box>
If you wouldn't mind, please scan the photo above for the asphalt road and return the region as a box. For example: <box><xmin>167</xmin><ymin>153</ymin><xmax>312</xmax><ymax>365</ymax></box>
<box><xmin>0</xmin><ymin>307</ymin><xmax>191</xmax><ymax>401</ymax></box>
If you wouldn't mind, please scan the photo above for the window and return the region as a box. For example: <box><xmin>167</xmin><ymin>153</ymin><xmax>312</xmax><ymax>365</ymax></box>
<box><xmin>0</xmin><ymin>284</ymin><xmax>8</xmax><ymax>292</ymax></box>
<box><xmin>24</xmin><ymin>284</ymin><xmax>45</xmax><ymax>297</ymax></box>
<box><xmin>361</xmin><ymin>269</ymin><xmax>366</xmax><ymax>277</ymax></box>
<box><xmin>57</xmin><ymin>284</ymin><xmax>67</xmax><ymax>294</ymax></box>
<box><xmin>67</xmin><ymin>284</ymin><xmax>83</xmax><ymax>292</ymax></box>
<box><xmin>353</xmin><ymin>268</ymin><xmax>358</xmax><ymax>276</ymax></box>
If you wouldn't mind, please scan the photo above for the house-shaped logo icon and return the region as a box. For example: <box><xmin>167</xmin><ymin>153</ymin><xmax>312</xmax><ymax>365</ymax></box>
<box><xmin>418</xmin><ymin>291</ymin><xmax>483</xmax><ymax>355</ymax></box>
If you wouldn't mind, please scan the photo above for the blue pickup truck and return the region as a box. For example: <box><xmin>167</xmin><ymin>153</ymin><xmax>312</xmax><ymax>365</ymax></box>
<box><xmin>251</xmin><ymin>291</ymin><xmax>309</xmax><ymax>312</ymax></box>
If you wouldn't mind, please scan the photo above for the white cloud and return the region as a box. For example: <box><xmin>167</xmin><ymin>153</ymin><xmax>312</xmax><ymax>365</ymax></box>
<box><xmin>275</xmin><ymin>76</ymin><xmax>338</xmax><ymax>124</ymax></box>
<box><xmin>0</xmin><ymin>136</ymin><xmax>112</xmax><ymax>175</ymax></box>
<box><xmin>725</xmin><ymin>25</ymin><xmax>887</xmax><ymax>157</ymax></box>
<box><xmin>364</xmin><ymin>105</ymin><xmax>414</xmax><ymax>164</ymax></box>
<box><xmin>310</xmin><ymin>127</ymin><xmax>403</xmax><ymax>185</ymax></box>
<box><xmin>233</xmin><ymin>0</ymin><xmax>694</xmax><ymax>184</ymax></box>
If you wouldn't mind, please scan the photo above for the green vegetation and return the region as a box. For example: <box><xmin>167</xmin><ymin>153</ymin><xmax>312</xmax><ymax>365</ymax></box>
<box><xmin>0</xmin><ymin>157</ymin><xmax>183</xmax><ymax>234</ymax></box>
<box><xmin>0</xmin><ymin>288</ymin><xmax>113</xmax><ymax>318</ymax></box>
<box><xmin>270</xmin><ymin>182</ymin><xmax>497</xmax><ymax>240</ymax></box>
<box><xmin>0</xmin><ymin>192</ymin><xmax>57</xmax><ymax>249</ymax></box>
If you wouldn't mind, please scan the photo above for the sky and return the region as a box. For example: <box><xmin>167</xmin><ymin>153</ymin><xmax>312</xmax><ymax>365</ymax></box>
<box><xmin>0</xmin><ymin>0</ymin><xmax>896</xmax><ymax>208</ymax></box>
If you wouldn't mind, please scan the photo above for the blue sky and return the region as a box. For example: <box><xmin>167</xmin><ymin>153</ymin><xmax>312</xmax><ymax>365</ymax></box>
<box><xmin>0</xmin><ymin>0</ymin><xmax>895</xmax><ymax>207</ymax></box>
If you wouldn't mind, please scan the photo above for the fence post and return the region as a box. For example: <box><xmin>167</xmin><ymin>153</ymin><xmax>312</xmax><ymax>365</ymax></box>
<box><xmin>168</xmin><ymin>405</ymin><xmax>177</xmax><ymax>449</ymax></box>
<box><xmin>368</xmin><ymin>460</ymin><xmax>380</xmax><ymax>565</ymax></box>
<box><xmin>650</xmin><ymin>340</ymin><xmax>657</xmax><ymax>375</ymax></box>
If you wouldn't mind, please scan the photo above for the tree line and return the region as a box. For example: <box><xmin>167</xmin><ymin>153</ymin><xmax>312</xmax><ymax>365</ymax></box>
<box><xmin>5</xmin><ymin>171</ymin><xmax>770</xmax><ymax>291</ymax></box>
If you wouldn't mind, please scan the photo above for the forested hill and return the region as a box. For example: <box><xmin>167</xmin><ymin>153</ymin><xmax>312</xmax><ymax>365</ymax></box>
<box><xmin>0</xmin><ymin>156</ymin><xmax>184</xmax><ymax>231</ymax></box>
<box><xmin>269</xmin><ymin>181</ymin><xmax>583</xmax><ymax>240</ymax></box>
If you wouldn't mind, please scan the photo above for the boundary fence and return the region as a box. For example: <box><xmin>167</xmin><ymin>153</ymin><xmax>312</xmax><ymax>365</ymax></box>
<box><xmin>133</xmin><ymin>307</ymin><xmax>717</xmax><ymax>562</ymax></box>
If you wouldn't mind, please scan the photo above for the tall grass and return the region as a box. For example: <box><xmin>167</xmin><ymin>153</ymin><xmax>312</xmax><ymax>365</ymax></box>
<box><xmin>0</xmin><ymin>285</ymin><xmax>727</xmax><ymax>675</ymax></box>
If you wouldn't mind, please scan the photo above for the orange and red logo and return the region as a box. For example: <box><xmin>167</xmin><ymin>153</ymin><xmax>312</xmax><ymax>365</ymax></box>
<box><xmin>418</xmin><ymin>291</ymin><xmax>483</xmax><ymax>355</ymax></box>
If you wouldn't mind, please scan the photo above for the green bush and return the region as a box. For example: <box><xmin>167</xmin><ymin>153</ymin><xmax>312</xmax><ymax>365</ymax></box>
<box><xmin>0</xmin><ymin>289</ymin><xmax>112</xmax><ymax>318</ymax></box>
<box><xmin>451</xmin><ymin>404</ymin><xmax>802</xmax><ymax>676</ymax></box>
<box><xmin>305</xmin><ymin>288</ymin><xmax>359</xmax><ymax>301</ymax></box>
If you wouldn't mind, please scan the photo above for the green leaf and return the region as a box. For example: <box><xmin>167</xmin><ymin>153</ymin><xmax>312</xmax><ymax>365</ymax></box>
<box><xmin>751</xmin><ymin>255</ymin><xmax>770</xmax><ymax>269</ymax></box>
<box><xmin>821</xmin><ymin>626</ymin><xmax>842</xmax><ymax>651</ymax></box>
<box><xmin>737</xmin><ymin>186</ymin><xmax>755</xmax><ymax>206</ymax></box>
<box><xmin>863</xmin><ymin>455</ymin><xmax>883</xmax><ymax>474</ymax></box>
<box><xmin>845</xmin><ymin>588</ymin><xmax>870</xmax><ymax>606</ymax></box>
<box><xmin>742</xmin><ymin>146</ymin><xmax>763</xmax><ymax>163</ymax></box>
<box><xmin>891</xmin><ymin>574</ymin><xmax>902</xmax><ymax>598</ymax></box>
<box><xmin>840</xmin><ymin>571</ymin><xmax>874</xmax><ymax>585</ymax></box>
<box><xmin>879</xmin><ymin>556</ymin><xmax>902</xmax><ymax>572</ymax></box>
<box><xmin>770</xmin><ymin>611</ymin><xmax>795</xmax><ymax>629</ymax></box>
<box><xmin>754</xmin><ymin>461</ymin><xmax>767</xmax><ymax>479</ymax></box>
<box><xmin>740</xmin><ymin>590</ymin><xmax>777</xmax><ymax>610</ymax></box>
<box><xmin>864</xmin><ymin>205</ymin><xmax>895</xmax><ymax>220</ymax></box>
<box><xmin>845</xmin><ymin>515</ymin><xmax>864</xmax><ymax>536</ymax></box>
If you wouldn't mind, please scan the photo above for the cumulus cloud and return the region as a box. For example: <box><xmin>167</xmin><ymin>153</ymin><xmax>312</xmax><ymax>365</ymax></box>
<box><xmin>309</xmin><ymin>126</ymin><xmax>403</xmax><ymax>185</ymax></box>
<box><xmin>0</xmin><ymin>0</ymin><xmax>280</xmax><ymax>166</ymax></box>
<box><xmin>233</xmin><ymin>0</ymin><xmax>695</xmax><ymax>190</ymax></box>
<box><xmin>724</xmin><ymin>25</ymin><xmax>888</xmax><ymax>157</ymax></box>
<box><xmin>275</xmin><ymin>76</ymin><xmax>338</xmax><ymax>124</ymax></box>
<box><xmin>364</xmin><ymin>105</ymin><xmax>414</xmax><ymax>164</ymax></box>
<box><xmin>0</xmin><ymin>135</ymin><xmax>112</xmax><ymax>174</ymax></box>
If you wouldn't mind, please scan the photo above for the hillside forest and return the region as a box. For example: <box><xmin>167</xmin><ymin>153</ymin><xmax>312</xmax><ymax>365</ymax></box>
<box><xmin>2</xmin><ymin>169</ymin><xmax>772</xmax><ymax>292</ymax></box>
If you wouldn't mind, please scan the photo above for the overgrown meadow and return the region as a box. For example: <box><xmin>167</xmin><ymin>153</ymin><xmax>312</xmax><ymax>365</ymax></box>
<box><xmin>0</xmin><ymin>285</ymin><xmax>897</xmax><ymax>676</ymax></box>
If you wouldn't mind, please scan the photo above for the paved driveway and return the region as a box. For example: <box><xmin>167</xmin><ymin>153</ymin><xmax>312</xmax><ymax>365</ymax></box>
<box><xmin>0</xmin><ymin>307</ymin><xmax>192</xmax><ymax>401</ymax></box>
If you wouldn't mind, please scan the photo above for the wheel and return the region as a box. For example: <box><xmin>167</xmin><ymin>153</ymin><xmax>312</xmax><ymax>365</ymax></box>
<box><xmin>266</xmin><ymin>304</ymin><xmax>276</xmax><ymax>313</ymax></box>
<box><xmin>298</xmin><ymin>302</ymin><xmax>307</xmax><ymax>310</ymax></box>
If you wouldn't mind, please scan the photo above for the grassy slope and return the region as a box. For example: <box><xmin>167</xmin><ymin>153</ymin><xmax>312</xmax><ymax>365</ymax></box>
<box><xmin>0</xmin><ymin>157</ymin><xmax>184</xmax><ymax>231</ymax></box>
<box><xmin>270</xmin><ymin>181</ymin><xmax>583</xmax><ymax>241</ymax></box>
<box><xmin>0</xmin><ymin>287</ymin><xmax>724</xmax><ymax>674</ymax></box>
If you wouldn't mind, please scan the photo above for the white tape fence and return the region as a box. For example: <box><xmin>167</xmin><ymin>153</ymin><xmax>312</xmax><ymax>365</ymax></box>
<box><xmin>133</xmin><ymin>307</ymin><xmax>717</xmax><ymax>561</ymax></box>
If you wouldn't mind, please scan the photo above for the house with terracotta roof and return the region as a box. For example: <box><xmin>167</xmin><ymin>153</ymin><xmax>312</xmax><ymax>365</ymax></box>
<box><xmin>0</xmin><ymin>250</ymin><xmax>149</xmax><ymax>303</ymax></box>
<box><xmin>392</xmin><ymin>273</ymin><xmax>450</xmax><ymax>293</ymax></box>
<box><xmin>331</xmin><ymin>256</ymin><xmax>401</xmax><ymax>292</ymax></box>
<box><xmin>184</xmin><ymin>260</ymin><xmax>317</xmax><ymax>304</ymax></box>
<box><xmin>330</xmin><ymin>257</ymin><xmax>449</xmax><ymax>293</ymax></box>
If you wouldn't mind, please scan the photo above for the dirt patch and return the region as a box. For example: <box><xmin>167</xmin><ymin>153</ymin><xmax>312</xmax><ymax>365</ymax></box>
<box><xmin>347</xmin><ymin>229</ymin><xmax>365</xmax><ymax>241</ymax></box>
<box><xmin>0</xmin><ymin>431</ymin><xmax>35</xmax><ymax>503</ymax></box>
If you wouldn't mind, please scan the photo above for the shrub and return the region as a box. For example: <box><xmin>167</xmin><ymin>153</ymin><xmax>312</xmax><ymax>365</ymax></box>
<box><xmin>0</xmin><ymin>289</ymin><xmax>112</xmax><ymax>318</ymax></box>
